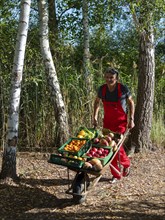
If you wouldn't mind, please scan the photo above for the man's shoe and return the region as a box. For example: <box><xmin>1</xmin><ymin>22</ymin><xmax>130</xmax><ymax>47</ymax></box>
<box><xmin>109</xmin><ymin>177</ymin><xmax>119</xmax><ymax>184</ymax></box>
<box><xmin>123</xmin><ymin>167</ymin><xmax>130</xmax><ymax>177</ymax></box>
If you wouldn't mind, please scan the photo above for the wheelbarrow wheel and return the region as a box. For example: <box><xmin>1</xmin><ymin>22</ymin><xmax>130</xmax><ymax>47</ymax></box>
<box><xmin>72</xmin><ymin>172</ymin><xmax>90</xmax><ymax>204</ymax></box>
<box><xmin>73</xmin><ymin>193</ymin><xmax>86</xmax><ymax>204</ymax></box>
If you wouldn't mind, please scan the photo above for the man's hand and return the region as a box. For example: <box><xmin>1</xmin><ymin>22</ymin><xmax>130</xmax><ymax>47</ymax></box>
<box><xmin>93</xmin><ymin>118</ymin><xmax>98</xmax><ymax>128</ymax></box>
<box><xmin>93</xmin><ymin>97</ymin><xmax>100</xmax><ymax>128</ymax></box>
<box><xmin>128</xmin><ymin>119</ymin><xmax>135</xmax><ymax>129</ymax></box>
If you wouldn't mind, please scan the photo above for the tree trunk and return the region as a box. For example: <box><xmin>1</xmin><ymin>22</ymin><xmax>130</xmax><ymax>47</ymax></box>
<box><xmin>82</xmin><ymin>0</ymin><xmax>93</xmax><ymax>123</ymax></box>
<box><xmin>38</xmin><ymin>0</ymin><xmax>69</xmax><ymax>147</ymax></box>
<box><xmin>48</xmin><ymin>0</ymin><xmax>58</xmax><ymax>36</ymax></box>
<box><xmin>0</xmin><ymin>0</ymin><xmax>31</xmax><ymax>180</ymax></box>
<box><xmin>48</xmin><ymin>0</ymin><xmax>58</xmax><ymax>57</ymax></box>
<box><xmin>0</xmin><ymin>76</ymin><xmax>5</xmax><ymax>149</ymax></box>
<box><xmin>83</xmin><ymin>0</ymin><xmax>90</xmax><ymax>81</ymax></box>
<box><xmin>131</xmin><ymin>27</ymin><xmax>155</xmax><ymax>152</ymax></box>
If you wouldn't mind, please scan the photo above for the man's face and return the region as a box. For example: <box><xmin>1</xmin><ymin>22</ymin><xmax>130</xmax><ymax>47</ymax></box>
<box><xmin>104</xmin><ymin>73</ymin><xmax>118</xmax><ymax>86</ymax></box>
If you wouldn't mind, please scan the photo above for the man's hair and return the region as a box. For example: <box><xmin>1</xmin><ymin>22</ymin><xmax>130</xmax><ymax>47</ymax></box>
<box><xmin>105</xmin><ymin>67</ymin><xmax>119</xmax><ymax>78</ymax></box>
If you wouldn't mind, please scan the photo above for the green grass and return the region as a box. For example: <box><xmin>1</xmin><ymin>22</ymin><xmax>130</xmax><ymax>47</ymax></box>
<box><xmin>151</xmin><ymin>111</ymin><xmax>165</xmax><ymax>147</ymax></box>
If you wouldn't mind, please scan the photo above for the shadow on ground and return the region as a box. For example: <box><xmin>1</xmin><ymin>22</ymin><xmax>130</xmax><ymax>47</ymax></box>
<box><xmin>0</xmin><ymin>176</ymin><xmax>164</xmax><ymax>220</ymax></box>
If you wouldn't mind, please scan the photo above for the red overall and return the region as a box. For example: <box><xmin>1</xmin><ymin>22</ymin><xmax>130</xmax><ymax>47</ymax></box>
<box><xmin>102</xmin><ymin>83</ymin><xmax>130</xmax><ymax>179</ymax></box>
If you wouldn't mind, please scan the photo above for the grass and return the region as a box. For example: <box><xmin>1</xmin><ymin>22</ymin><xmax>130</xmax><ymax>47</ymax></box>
<box><xmin>151</xmin><ymin>110</ymin><xmax>165</xmax><ymax>147</ymax></box>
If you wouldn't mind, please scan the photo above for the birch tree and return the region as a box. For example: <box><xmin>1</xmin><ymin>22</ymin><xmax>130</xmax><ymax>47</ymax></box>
<box><xmin>48</xmin><ymin>0</ymin><xmax>58</xmax><ymax>57</ymax></box>
<box><xmin>0</xmin><ymin>0</ymin><xmax>31</xmax><ymax>180</ymax></box>
<box><xmin>82</xmin><ymin>0</ymin><xmax>91</xmax><ymax>88</ymax></box>
<box><xmin>37</xmin><ymin>0</ymin><xmax>69</xmax><ymax>147</ymax></box>
<box><xmin>82</xmin><ymin>0</ymin><xmax>93</xmax><ymax>121</ymax></box>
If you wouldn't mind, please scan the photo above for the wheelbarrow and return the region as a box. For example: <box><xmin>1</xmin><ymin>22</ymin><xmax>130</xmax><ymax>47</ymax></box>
<box><xmin>48</xmin><ymin>129</ymin><xmax>130</xmax><ymax>204</ymax></box>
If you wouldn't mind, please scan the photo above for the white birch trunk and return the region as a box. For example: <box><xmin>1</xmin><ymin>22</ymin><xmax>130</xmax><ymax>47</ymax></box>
<box><xmin>83</xmin><ymin>0</ymin><xmax>91</xmax><ymax>87</ymax></box>
<box><xmin>0</xmin><ymin>0</ymin><xmax>31</xmax><ymax>180</ymax></box>
<box><xmin>82</xmin><ymin>0</ymin><xmax>93</xmax><ymax>125</ymax></box>
<box><xmin>38</xmin><ymin>0</ymin><xmax>69</xmax><ymax>146</ymax></box>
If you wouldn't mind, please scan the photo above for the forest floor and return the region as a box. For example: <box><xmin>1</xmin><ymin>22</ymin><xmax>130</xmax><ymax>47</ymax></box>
<box><xmin>0</xmin><ymin>146</ymin><xmax>164</xmax><ymax>220</ymax></box>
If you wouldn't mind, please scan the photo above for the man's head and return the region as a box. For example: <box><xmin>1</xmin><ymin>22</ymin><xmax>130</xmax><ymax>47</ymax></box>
<box><xmin>104</xmin><ymin>67</ymin><xmax>119</xmax><ymax>86</ymax></box>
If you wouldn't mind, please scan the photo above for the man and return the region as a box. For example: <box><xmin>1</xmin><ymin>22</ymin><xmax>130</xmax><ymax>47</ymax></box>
<box><xmin>93</xmin><ymin>67</ymin><xmax>135</xmax><ymax>183</ymax></box>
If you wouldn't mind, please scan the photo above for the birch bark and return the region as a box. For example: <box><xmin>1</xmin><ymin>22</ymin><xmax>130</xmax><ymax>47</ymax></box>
<box><xmin>83</xmin><ymin>0</ymin><xmax>90</xmax><ymax>81</ymax></box>
<box><xmin>82</xmin><ymin>0</ymin><xmax>93</xmax><ymax>122</ymax></box>
<box><xmin>0</xmin><ymin>0</ymin><xmax>31</xmax><ymax>180</ymax></box>
<box><xmin>38</xmin><ymin>0</ymin><xmax>69</xmax><ymax>146</ymax></box>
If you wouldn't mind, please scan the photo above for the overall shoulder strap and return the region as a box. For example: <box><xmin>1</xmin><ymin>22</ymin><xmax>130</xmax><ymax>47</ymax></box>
<box><xmin>118</xmin><ymin>83</ymin><xmax>122</xmax><ymax>98</ymax></box>
<box><xmin>102</xmin><ymin>84</ymin><xmax>107</xmax><ymax>101</ymax></box>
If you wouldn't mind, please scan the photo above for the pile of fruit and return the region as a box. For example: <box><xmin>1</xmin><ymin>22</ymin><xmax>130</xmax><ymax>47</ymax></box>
<box><xmin>64</xmin><ymin>139</ymin><xmax>86</xmax><ymax>152</ymax></box>
<box><xmin>49</xmin><ymin>127</ymin><xmax>125</xmax><ymax>172</ymax></box>
<box><xmin>77</xmin><ymin>127</ymin><xmax>97</xmax><ymax>139</ymax></box>
<box><xmin>92</xmin><ymin>128</ymin><xmax>123</xmax><ymax>152</ymax></box>
<box><xmin>64</xmin><ymin>154</ymin><xmax>86</xmax><ymax>161</ymax></box>
<box><xmin>85</xmin><ymin>146</ymin><xmax>110</xmax><ymax>158</ymax></box>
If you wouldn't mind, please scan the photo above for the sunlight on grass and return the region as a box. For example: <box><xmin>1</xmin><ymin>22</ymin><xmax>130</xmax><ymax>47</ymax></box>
<box><xmin>151</xmin><ymin>111</ymin><xmax>165</xmax><ymax>147</ymax></box>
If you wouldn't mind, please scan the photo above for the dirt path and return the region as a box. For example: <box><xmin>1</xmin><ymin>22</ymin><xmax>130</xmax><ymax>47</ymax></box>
<box><xmin>0</xmin><ymin>147</ymin><xmax>164</xmax><ymax>220</ymax></box>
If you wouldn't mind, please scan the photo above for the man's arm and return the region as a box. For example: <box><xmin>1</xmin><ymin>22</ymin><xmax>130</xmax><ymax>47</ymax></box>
<box><xmin>93</xmin><ymin>97</ymin><xmax>101</xmax><ymax>127</ymax></box>
<box><xmin>127</xmin><ymin>96</ymin><xmax>135</xmax><ymax>129</ymax></box>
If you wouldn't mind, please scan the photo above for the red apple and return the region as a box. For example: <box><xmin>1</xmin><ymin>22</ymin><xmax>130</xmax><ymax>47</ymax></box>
<box><xmin>94</xmin><ymin>153</ymin><xmax>100</xmax><ymax>158</ymax></box>
<box><xmin>92</xmin><ymin>147</ymin><xmax>98</xmax><ymax>152</ymax></box>
<box><xmin>93</xmin><ymin>138</ymin><xmax>100</xmax><ymax>144</ymax></box>
<box><xmin>97</xmin><ymin>149</ymin><xmax>103</xmax><ymax>155</ymax></box>
<box><xmin>90</xmin><ymin>151</ymin><xmax>95</xmax><ymax>156</ymax></box>
<box><xmin>104</xmin><ymin>149</ymin><xmax>109</xmax><ymax>155</ymax></box>
<box><xmin>86</xmin><ymin>153</ymin><xmax>92</xmax><ymax>157</ymax></box>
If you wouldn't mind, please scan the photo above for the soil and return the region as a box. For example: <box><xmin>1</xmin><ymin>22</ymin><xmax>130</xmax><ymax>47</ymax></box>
<box><xmin>0</xmin><ymin>147</ymin><xmax>164</xmax><ymax>220</ymax></box>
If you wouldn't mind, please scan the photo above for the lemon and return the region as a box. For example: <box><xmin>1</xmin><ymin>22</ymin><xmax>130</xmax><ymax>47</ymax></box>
<box><xmin>77</xmin><ymin>157</ymin><xmax>82</xmax><ymax>160</ymax></box>
<box><xmin>77</xmin><ymin>135</ymin><xmax>84</xmax><ymax>138</ymax></box>
<box><xmin>78</xmin><ymin>130</ymin><xmax>86</xmax><ymax>136</ymax></box>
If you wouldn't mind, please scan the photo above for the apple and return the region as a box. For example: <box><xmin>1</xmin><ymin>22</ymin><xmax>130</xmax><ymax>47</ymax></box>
<box><xmin>90</xmin><ymin>151</ymin><xmax>95</xmax><ymax>156</ymax></box>
<box><xmin>104</xmin><ymin>149</ymin><xmax>109</xmax><ymax>155</ymax></box>
<box><xmin>94</xmin><ymin>153</ymin><xmax>100</xmax><ymax>158</ymax></box>
<box><xmin>92</xmin><ymin>147</ymin><xmax>98</xmax><ymax>152</ymax></box>
<box><xmin>112</xmin><ymin>140</ymin><xmax>117</xmax><ymax>147</ymax></box>
<box><xmin>97</xmin><ymin>149</ymin><xmax>103</xmax><ymax>155</ymax></box>
<box><xmin>105</xmin><ymin>135</ymin><xmax>112</xmax><ymax>143</ymax></box>
<box><xmin>100</xmin><ymin>138</ymin><xmax>109</xmax><ymax>146</ymax></box>
<box><xmin>109</xmin><ymin>140</ymin><xmax>116</xmax><ymax>147</ymax></box>
<box><xmin>109</xmin><ymin>132</ymin><xmax>115</xmax><ymax>139</ymax></box>
<box><xmin>86</xmin><ymin>153</ymin><xmax>92</xmax><ymax>157</ymax></box>
<box><xmin>93</xmin><ymin>138</ymin><xmax>100</xmax><ymax>144</ymax></box>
